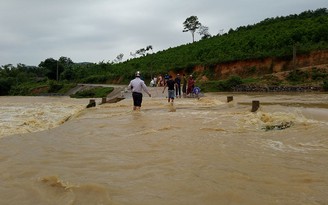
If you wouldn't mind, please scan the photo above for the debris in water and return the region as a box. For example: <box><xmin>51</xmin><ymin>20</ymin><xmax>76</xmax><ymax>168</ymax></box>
<box><xmin>263</xmin><ymin>121</ymin><xmax>294</xmax><ymax>131</ymax></box>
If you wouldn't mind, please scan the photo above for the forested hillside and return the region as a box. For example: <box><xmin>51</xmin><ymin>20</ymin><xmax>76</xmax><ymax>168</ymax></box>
<box><xmin>1</xmin><ymin>8</ymin><xmax>328</xmax><ymax>95</ymax></box>
<box><xmin>111</xmin><ymin>8</ymin><xmax>328</xmax><ymax>78</ymax></box>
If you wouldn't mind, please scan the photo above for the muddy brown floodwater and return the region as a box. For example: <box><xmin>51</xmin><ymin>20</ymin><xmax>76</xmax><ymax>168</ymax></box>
<box><xmin>0</xmin><ymin>91</ymin><xmax>328</xmax><ymax>205</ymax></box>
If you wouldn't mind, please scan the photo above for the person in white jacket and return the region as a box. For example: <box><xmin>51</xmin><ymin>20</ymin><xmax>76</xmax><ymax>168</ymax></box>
<box><xmin>128</xmin><ymin>71</ymin><xmax>151</xmax><ymax>111</ymax></box>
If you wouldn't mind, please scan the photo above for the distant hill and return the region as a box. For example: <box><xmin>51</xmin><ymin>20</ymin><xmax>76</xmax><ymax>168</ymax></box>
<box><xmin>109</xmin><ymin>8</ymin><xmax>328</xmax><ymax>80</ymax></box>
<box><xmin>1</xmin><ymin>8</ymin><xmax>328</xmax><ymax>96</ymax></box>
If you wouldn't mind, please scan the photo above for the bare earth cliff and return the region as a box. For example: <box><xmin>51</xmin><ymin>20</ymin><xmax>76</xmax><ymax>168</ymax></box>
<box><xmin>192</xmin><ymin>50</ymin><xmax>328</xmax><ymax>80</ymax></box>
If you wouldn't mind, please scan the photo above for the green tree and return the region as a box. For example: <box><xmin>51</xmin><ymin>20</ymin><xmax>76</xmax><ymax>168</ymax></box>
<box><xmin>0</xmin><ymin>78</ymin><xmax>13</xmax><ymax>95</ymax></box>
<box><xmin>113</xmin><ymin>53</ymin><xmax>124</xmax><ymax>63</ymax></box>
<box><xmin>198</xmin><ymin>25</ymin><xmax>211</xmax><ymax>40</ymax></box>
<box><xmin>131</xmin><ymin>45</ymin><xmax>153</xmax><ymax>57</ymax></box>
<box><xmin>58</xmin><ymin>56</ymin><xmax>74</xmax><ymax>68</ymax></box>
<box><xmin>39</xmin><ymin>58</ymin><xmax>60</xmax><ymax>80</ymax></box>
<box><xmin>183</xmin><ymin>16</ymin><xmax>202</xmax><ymax>43</ymax></box>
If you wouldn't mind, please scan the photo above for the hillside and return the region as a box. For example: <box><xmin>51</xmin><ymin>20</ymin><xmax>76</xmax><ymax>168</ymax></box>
<box><xmin>1</xmin><ymin>8</ymin><xmax>328</xmax><ymax>95</ymax></box>
<box><xmin>109</xmin><ymin>8</ymin><xmax>328</xmax><ymax>81</ymax></box>
<box><xmin>195</xmin><ymin>50</ymin><xmax>328</xmax><ymax>79</ymax></box>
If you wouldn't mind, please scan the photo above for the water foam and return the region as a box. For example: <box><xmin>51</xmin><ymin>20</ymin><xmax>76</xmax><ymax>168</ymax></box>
<box><xmin>0</xmin><ymin>100</ymin><xmax>85</xmax><ymax>138</ymax></box>
<box><xmin>39</xmin><ymin>176</ymin><xmax>114</xmax><ymax>205</ymax></box>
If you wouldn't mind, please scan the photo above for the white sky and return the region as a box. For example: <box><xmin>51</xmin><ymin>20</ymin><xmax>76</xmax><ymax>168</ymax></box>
<box><xmin>0</xmin><ymin>0</ymin><xmax>326</xmax><ymax>66</ymax></box>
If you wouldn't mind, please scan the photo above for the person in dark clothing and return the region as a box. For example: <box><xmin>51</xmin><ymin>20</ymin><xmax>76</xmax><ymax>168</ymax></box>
<box><xmin>162</xmin><ymin>75</ymin><xmax>176</xmax><ymax>103</ymax></box>
<box><xmin>164</xmin><ymin>74</ymin><xmax>169</xmax><ymax>86</ymax></box>
<box><xmin>174</xmin><ymin>74</ymin><xmax>181</xmax><ymax>98</ymax></box>
<box><xmin>182</xmin><ymin>74</ymin><xmax>187</xmax><ymax>97</ymax></box>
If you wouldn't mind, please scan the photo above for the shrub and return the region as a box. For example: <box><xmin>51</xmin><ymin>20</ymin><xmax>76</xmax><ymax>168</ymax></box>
<box><xmin>48</xmin><ymin>81</ymin><xmax>63</xmax><ymax>93</ymax></box>
<box><xmin>80</xmin><ymin>75</ymin><xmax>109</xmax><ymax>84</ymax></box>
<box><xmin>311</xmin><ymin>67</ymin><xmax>328</xmax><ymax>80</ymax></box>
<box><xmin>286</xmin><ymin>69</ymin><xmax>309</xmax><ymax>83</ymax></box>
<box><xmin>0</xmin><ymin>78</ymin><xmax>13</xmax><ymax>95</ymax></box>
<box><xmin>226</xmin><ymin>75</ymin><xmax>243</xmax><ymax>87</ymax></box>
<box><xmin>9</xmin><ymin>84</ymin><xmax>31</xmax><ymax>96</ymax></box>
<box><xmin>198</xmin><ymin>81</ymin><xmax>220</xmax><ymax>92</ymax></box>
<box><xmin>323</xmin><ymin>79</ymin><xmax>328</xmax><ymax>91</ymax></box>
<box><xmin>218</xmin><ymin>75</ymin><xmax>243</xmax><ymax>91</ymax></box>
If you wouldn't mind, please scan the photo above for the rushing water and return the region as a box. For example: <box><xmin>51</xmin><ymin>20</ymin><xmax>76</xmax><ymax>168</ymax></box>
<box><xmin>0</xmin><ymin>90</ymin><xmax>328</xmax><ymax>205</ymax></box>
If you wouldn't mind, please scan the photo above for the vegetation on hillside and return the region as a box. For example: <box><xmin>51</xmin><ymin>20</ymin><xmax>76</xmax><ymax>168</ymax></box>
<box><xmin>199</xmin><ymin>66</ymin><xmax>328</xmax><ymax>92</ymax></box>
<box><xmin>110</xmin><ymin>8</ymin><xmax>328</xmax><ymax>77</ymax></box>
<box><xmin>1</xmin><ymin>8</ymin><xmax>327</xmax><ymax>95</ymax></box>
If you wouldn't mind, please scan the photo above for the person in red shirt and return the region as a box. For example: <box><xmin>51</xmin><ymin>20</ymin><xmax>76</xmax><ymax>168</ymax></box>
<box><xmin>187</xmin><ymin>75</ymin><xmax>195</xmax><ymax>96</ymax></box>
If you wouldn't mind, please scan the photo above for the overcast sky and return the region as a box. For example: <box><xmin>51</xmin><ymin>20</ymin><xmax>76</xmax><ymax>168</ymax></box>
<box><xmin>0</xmin><ymin>0</ymin><xmax>326</xmax><ymax>66</ymax></box>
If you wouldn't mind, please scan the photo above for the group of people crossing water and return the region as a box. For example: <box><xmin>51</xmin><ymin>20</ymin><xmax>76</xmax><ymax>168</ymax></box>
<box><xmin>129</xmin><ymin>71</ymin><xmax>199</xmax><ymax>110</ymax></box>
<box><xmin>150</xmin><ymin>73</ymin><xmax>196</xmax><ymax>97</ymax></box>
<box><xmin>162</xmin><ymin>73</ymin><xmax>196</xmax><ymax>103</ymax></box>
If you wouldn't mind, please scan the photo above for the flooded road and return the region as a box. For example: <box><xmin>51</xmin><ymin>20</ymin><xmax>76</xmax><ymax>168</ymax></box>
<box><xmin>0</xmin><ymin>91</ymin><xmax>328</xmax><ymax>205</ymax></box>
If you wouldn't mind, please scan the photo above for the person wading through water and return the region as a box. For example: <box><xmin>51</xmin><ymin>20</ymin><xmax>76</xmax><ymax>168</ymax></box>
<box><xmin>128</xmin><ymin>71</ymin><xmax>151</xmax><ymax>111</ymax></box>
<box><xmin>162</xmin><ymin>75</ymin><xmax>176</xmax><ymax>104</ymax></box>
